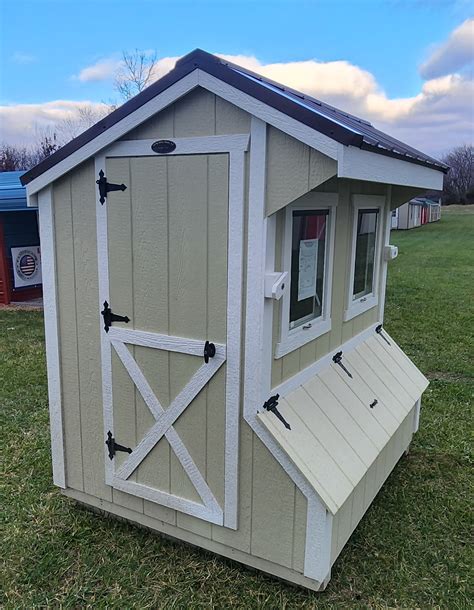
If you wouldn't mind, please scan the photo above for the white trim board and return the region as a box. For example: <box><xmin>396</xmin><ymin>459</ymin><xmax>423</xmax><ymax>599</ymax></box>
<box><xmin>104</xmin><ymin>134</ymin><xmax>249</xmax><ymax>157</ymax></box>
<box><xmin>95</xmin><ymin>135</ymin><xmax>245</xmax><ymax>529</ymax></box>
<box><xmin>337</xmin><ymin>143</ymin><xmax>444</xmax><ymax>190</ymax></box>
<box><xmin>37</xmin><ymin>186</ymin><xmax>66</xmax><ymax>488</ymax></box>
<box><xmin>244</xmin><ymin>116</ymin><xmax>332</xmax><ymax>586</ymax></box>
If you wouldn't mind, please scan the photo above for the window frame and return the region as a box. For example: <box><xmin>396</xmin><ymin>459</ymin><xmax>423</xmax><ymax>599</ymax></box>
<box><xmin>344</xmin><ymin>195</ymin><xmax>384</xmax><ymax>322</ymax></box>
<box><xmin>275</xmin><ymin>192</ymin><xmax>337</xmax><ymax>359</ymax></box>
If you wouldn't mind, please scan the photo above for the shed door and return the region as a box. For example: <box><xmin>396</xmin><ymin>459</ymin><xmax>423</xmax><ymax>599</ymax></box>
<box><xmin>95</xmin><ymin>140</ymin><xmax>246</xmax><ymax>527</ymax></box>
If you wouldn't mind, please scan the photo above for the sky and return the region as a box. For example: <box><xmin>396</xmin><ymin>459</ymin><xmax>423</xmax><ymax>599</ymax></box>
<box><xmin>1</xmin><ymin>0</ymin><xmax>473</xmax><ymax>159</ymax></box>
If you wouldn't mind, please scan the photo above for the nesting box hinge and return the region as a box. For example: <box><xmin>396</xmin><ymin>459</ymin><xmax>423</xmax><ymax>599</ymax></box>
<box><xmin>370</xmin><ymin>399</ymin><xmax>378</xmax><ymax>409</ymax></box>
<box><xmin>203</xmin><ymin>340</ymin><xmax>216</xmax><ymax>363</ymax></box>
<box><xmin>332</xmin><ymin>351</ymin><xmax>353</xmax><ymax>378</ymax></box>
<box><xmin>106</xmin><ymin>431</ymin><xmax>132</xmax><ymax>460</ymax></box>
<box><xmin>375</xmin><ymin>324</ymin><xmax>391</xmax><ymax>345</ymax></box>
<box><xmin>96</xmin><ymin>169</ymin><xmax>127</xmax><ymax>204</ymax></box>
<box><xmin>263</xmin><ymin>394</ymin><xmax>291</xmax><ymax>430</ymax></box>
<box><xmin>101</xmin><ymin>300</ymin><xmax>130</xmax><ymax>333</ymax></box>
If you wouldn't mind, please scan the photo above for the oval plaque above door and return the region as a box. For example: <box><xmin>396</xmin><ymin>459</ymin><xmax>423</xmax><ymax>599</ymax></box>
<box><xmin>151</xmin><ymin>140</ymin><xmax>176</xmax><ymax>154</ymax></box>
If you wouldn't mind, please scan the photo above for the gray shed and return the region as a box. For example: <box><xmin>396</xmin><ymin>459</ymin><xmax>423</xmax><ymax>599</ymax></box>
<box><xmin>21</xmin><ymin>49</ymin><xmax>446</xmax><ymax>591</ymax></box>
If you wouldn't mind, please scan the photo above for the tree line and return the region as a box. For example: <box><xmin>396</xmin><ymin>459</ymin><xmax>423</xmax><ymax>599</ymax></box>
<box><xmin>1</xmin><ymin>50</ymin><xmax>473</xmax><ymax>204</ymax></box>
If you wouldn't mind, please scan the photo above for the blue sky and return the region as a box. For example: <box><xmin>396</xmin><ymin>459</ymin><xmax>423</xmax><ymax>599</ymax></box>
<box><xmin>1</xmin><ymin>0</ymin><xmax>473</xmax><ymax>155</ymax></box>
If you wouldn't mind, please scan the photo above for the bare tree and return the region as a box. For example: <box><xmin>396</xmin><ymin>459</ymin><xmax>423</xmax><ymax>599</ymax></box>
<box><xmin>56</xmin><ymin>103</ymin><xmax>111</xmax><ymax>145</ymax></box>
<box><xmin>114</xmin><ymin>49</ymin><xmax>158</xmax><ymax>101</ymax></box>
<box><xmin>0</xmin><ymin>132</ymin><xmax>59</xmax><ymax>172</ymax></box>
<box><xmin>441</xmin><ymin>144</ymin><xmax>474</xmax><ymax>204</ymax></box>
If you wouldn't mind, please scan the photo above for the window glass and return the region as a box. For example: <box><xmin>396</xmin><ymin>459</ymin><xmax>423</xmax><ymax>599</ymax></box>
<box><xmin>353</xmin><ymin>209</ymin><xmax>378</xmax><ymax>300</ymax></box>
<box><xmin>289</xmin><ymin>209</ymin><xmax>328</xmax><ymax>329</ymax></box>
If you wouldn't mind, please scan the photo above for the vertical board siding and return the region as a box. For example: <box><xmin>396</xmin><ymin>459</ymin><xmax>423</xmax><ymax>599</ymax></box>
<box><xmin>53</xmin><ymin>177</ymin><xmax>83</xmax><ymax>491</ymax></box>
<box><xmin>270</xmin><ymin>177</ymin><xmax>387</xmax><ymax>387</ymax></box>
<box><xmin>69</xmin><ymin>160</ymin><xmax>112</xmax><ymax>501</ymax></box>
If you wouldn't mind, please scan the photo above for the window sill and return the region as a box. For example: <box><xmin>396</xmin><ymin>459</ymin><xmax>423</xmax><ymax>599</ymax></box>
<box><xmin>343</xmin><ymin>294</ymin><xmax>378</xmax><ymax>322</ymax></box>
<box><xmin>275</xmin><ymin>318</ymin><xmax>331</xmax><ymax>359</ymax></box>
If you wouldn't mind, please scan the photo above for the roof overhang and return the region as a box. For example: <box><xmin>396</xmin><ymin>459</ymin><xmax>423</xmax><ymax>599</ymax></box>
<box><xmin>22</xmin><ymin>50</ymin><xmax>445</xmax><ymax>198</ymax></box>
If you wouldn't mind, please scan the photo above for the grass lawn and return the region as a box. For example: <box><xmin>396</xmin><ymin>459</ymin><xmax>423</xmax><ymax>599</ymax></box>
<box><xmin>2</xmin><ymin>207</ymin><xmax>473</xmax><ymax>608</ymax></box>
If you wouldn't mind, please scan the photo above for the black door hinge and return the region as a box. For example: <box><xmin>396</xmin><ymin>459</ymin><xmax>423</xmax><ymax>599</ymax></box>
<box><xmin>96</xmin><ymin>169</ymin><xmax>127</xmax><ymax>204</ymax></box>
<box><xmin>263</xmin><ymin>394</ymin><xmax>291</xmax><ymax>430</ymax></box>
<box><xmin>332</xmin><ymin>351</ymin><xmax>353</xmax><ymax>378</ymax></box>
<box><xmin>370</xmin><ymin>399</ymin><xmax>378</xmax><ymax>409</ymax></box>
<box><xmin>101</xmin><ymin>300</ymin><xmax>130</xmax><ymax>333</ymax></box>
<box><xmin>204</xmin><ymin>340</ymin><xmax>216</xmax><ymax>363</ymax></box>
<box><xmin>106</xmin><ymin>431</ymin><xmax>132</xmax><ymax>460</ymax></box>
<box><xmin>375</xmin><ymin>324</ymin><xmax>391</xmax><ymax>345</ymax></box>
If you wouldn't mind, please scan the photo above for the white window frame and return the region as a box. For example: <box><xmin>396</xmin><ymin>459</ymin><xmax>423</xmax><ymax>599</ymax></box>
<box><xmin>344</xmin><ymin>195</ymin><xmax>385</xmax><ymax>322</ymax></box>
<box><xmin>275</xmin><ymin>192</ymin><xmax>337</xmax><ymax>359</ymax></box>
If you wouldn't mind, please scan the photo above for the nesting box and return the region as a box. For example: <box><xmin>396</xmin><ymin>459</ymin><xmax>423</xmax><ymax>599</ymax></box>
<box><xmin>21</xmin><ymin>49</ymin><xmax>446</xmax><ymax>591</ymax></box>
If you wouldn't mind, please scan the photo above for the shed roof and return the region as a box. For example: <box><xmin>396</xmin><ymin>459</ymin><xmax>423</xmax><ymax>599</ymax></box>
<box><xmin>21</xmin><ymin>49</ymin><xmax>447</xmax><ymax>188</ymax></box>
<box><xmin>258</xmin><ymin>330</ymin><xmax>428</xmax><ymax>514</ymax></box>
<box><xmin>0</xmin><ymin>171</ymin><xmax>29</xmax><ymax>212</ymax></box>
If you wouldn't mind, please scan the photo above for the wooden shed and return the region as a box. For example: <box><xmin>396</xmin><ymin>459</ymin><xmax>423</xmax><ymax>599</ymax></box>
<box><xmin>21</xmin><ymin>49</ymin><xmax>447</xmax><ymax>591</ymax></box>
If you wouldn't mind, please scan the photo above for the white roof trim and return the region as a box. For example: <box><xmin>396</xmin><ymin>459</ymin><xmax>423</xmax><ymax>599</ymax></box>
<box><xmin>25</xmin><ymin>65</ymin><xmax>444</xmax><ymax>197</ymax></box>
<box><xmin>338</xmin><ymin>144</ymin><xmax>444</xmax><ymax>190</ymax></box>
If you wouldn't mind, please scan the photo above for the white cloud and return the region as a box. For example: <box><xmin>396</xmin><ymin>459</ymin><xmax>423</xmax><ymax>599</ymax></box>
<box><xmin>0</xmin><ymin>100</ymin><xmax>108</xmax><ymax>146</ymax></box>
<box><xmin>2</xmin><ymin>24</ymin><xmax>473</xmax><ymax>158</ymax></box>
<box><xmin>73</xmin><ymin>57</ymin><xmax>123</xmax><ymax>82</ymax></box>
<box><xmin>420</xmin><ymin>18</ymin><xmax>474</xmax><ymax>79</ymax></box>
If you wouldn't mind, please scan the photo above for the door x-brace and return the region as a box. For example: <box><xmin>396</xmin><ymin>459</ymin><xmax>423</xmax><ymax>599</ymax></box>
<box><xmin>110</xmin><ymin>338</ymin><xmax>226</xmax><ymax>522</ymax></box>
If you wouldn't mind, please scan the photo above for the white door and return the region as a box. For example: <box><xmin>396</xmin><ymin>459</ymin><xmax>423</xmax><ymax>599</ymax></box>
<box><xmin>95</xmin><ymin>135</ymin><xmax>248</xmax><ymax>527</ymax></box>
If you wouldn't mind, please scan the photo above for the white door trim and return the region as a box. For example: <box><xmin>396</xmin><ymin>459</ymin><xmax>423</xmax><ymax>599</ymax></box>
<box><xmin>104</xmin><ymin>134</ymin><xmax>249</xmax><ymax>157</ymax></box>
<box><xmin>95</xmin><ymin>135</ymin><xmax>246</xmax><ymax>528</ymax></box>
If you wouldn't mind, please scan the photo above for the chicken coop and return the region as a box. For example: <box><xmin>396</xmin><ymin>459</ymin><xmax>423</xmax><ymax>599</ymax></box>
<box><xmin>21</xmin><ymin>49</ymin><xmax>446</xmax><ymax>591</ymax></box>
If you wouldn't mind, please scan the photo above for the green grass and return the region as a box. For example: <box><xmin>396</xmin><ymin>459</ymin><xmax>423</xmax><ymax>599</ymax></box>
<box><xmin>2</xmin><ymin>208</ymin><xmax>473</xmax><ymax>609</ymax></box>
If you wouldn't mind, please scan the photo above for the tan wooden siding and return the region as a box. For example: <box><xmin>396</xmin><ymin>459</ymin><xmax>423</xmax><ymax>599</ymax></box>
<box><xmin>265</xmin><ymin>127</ymin><xmax>337</xmax><ymax>216</ymax></box>
<box><xmin>53</xmin><ymin>160</ymin><xmax>112</xmax><ymax>502</ymax></box>
<box><xmin>271</xmin><ymin>179</ymin><xmax>388</xmax><ymax>387</ymax></box>
<box><xmin>121</xmin><ymin>87</ymin><xmax>251</xmax><ymax>141</ymax></box>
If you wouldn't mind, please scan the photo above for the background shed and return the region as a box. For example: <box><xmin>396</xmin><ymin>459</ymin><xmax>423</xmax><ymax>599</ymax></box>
<box><xmin>0</xmin><ymin>171</ymin><xmax>42</xmax><ymax>305</ymax></box>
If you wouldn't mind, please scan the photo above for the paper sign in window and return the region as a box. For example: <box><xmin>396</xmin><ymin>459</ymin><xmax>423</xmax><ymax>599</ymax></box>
<box><xmin>298</xmin><ymin>238</ymin><xmax>318</xmax><ymax>301</ymax></box>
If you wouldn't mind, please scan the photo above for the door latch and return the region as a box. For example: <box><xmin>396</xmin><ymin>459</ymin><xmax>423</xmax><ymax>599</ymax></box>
<box><xmin>204</xmin><ymin>341</ymin><xmax>216</xmax><ymax>363</ymax></box>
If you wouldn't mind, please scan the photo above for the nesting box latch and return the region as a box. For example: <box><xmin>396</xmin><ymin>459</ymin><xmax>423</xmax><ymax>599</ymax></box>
<box><xmin>96</xmin><ymin>169</ymin><xmax>127</xmax><ymax>204</ymax></box>
<box><xmin>101</xmin><ymin>301</ymin><xmax>130</xmax><ymax>333</ymax></box>
<box><xmin>332</xmin><ymin>351</ymin><xmax>353</xmax><ymax>378</ymax></box>
<box><xmin>375</xmin><ymin>324</ymin><xmax>391</xmax><ymax>345</ymax></box>
<box><xmin>263</xmin><ymin>394</ymin><xmax>291</xmax><ymax>430</ymax></box>
<box><xmin>106</xmin><ymin>431</ymin><xmax>132</xmax><ymax>460</ymax></box>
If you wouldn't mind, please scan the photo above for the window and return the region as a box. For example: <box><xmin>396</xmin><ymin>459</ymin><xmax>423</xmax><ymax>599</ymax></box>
<box><xmin>276</xmin><ymin>193</ymin><xmax>337</xmax><ymax>358</ymax></box>
<box><xmin>352</xmin><ymin>209</ymin><xmax>378</xmax><ymax>299</ymax></box>
<box><xmin>289</xmin><ymin>209</ymin><xmax>328</xmax><ymax>329</ymax></box>
<box><xmin>344</xmin><ymin>196</ymin><xmax>384</xmax><ymax>322</ymax></box>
